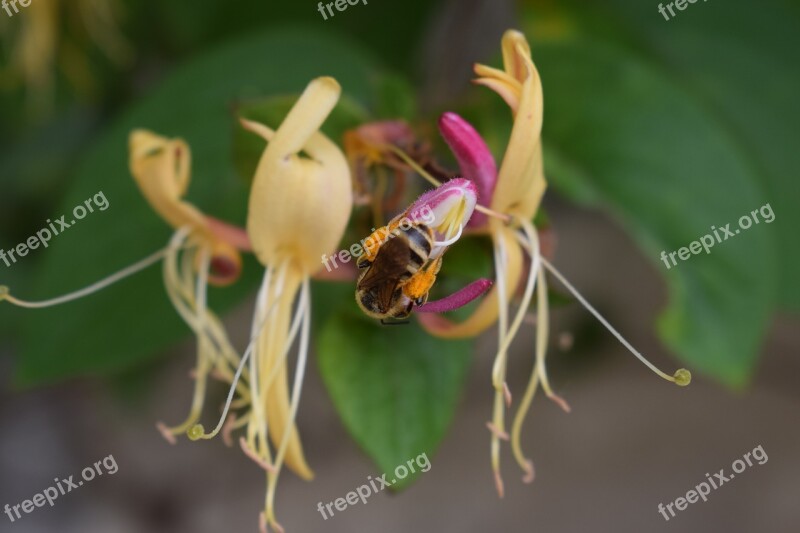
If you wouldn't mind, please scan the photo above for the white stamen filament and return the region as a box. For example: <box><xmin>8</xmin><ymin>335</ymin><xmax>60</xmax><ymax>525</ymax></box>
<box><xmin>490</xmin><ymin>230</ymin><xmax>510</xmax><ymax>498</ymax></box>
<box><xmin>190</xmin><ymin>265</ymin><xmax>287</xmax><ymax>441</ymax></box>
<box><xmin>510</xmin><ymin>259</ymin><xmax>547</xmax><ymax>483</ymax></box>
<box><xmin>517</xmin><ymin>220</ymin><xmax>567</xmax><ymax>409</ymax></box>
<box><xmin>539</xmin><ymin>256</ymin><xmax>690</xmax><ymax>386</ymax></box>
<box><xmin>433</xmin><ymin>223</ymin><xmax>463</xmax><ymax>248</ymax></box>
<box><xmin>0</xmin><ymin>230</ymin><xmax>187</xmax><ymax>308</ymax></box>
<box><xmin>266</xmin><ymin>277</ymin><xmax>312</xmax><ymax>525</ymax></box>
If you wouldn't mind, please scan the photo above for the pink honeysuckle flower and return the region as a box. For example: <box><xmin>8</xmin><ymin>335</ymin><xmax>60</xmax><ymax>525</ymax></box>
<box><xmin>407</xmin><ymin>30</ymin><xmax>691</xmax><ymax>498</ymax></box>
<box><xmin>356</xmin><ymin>177</ymin><xmax>493</xmax><ymax>320</ymax></box>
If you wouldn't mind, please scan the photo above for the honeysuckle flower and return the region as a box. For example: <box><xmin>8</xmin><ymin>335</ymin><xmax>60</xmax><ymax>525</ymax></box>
<box><xmin>396</xmin><ymin>29</ymin><xmax>691</xmax><ymax>497</ymax></box>
<box><xmin>343</xmin><ymin>120</ymin><xmax>451</xmax><ymax>224</ymax></box>
<box><xmin>0</xmin><ymin>127</ymin><xmax>253</xmax><ymax>448</ymax></box>
<box><xmin>187</xmin><ymin>76</ymin><xmax>352</xmax><ymax>533</ymax></box>
<box><xmin>356</xmin><ymin>177</ymin><xmax>491</xmax><ymax>319</ymax></box>
<box><xmin>127</xmin><ymin>129</ymin><xmax>256</xmax><ymax>444</ymax></box>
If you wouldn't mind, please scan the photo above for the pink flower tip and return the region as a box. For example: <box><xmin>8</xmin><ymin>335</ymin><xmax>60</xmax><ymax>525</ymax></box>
<box><xmin>416</xmin><ymin>278</ymin><xmax>493</xmax><ymax>313</ymax></box>
<box><xmin>438</xmin><ymin>112</ymin><xmax>497</xmax><ymax>227</ymax></box>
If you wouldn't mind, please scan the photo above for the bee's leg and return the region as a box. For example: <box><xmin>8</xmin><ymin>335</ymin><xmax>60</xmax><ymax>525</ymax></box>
<box><xmin>402</xmin><ymin>257</ymin><xmax>443</xmax><ymax>306</ymax></box>
<box><xmin>380</xmin><ymin>299</ymin><xmax>414</xmax><ymax>326</ymax></box>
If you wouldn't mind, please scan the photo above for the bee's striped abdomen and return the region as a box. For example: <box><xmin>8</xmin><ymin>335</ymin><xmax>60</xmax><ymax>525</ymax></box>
<box><xmin>402</xmin><ymin>224</ymin><xmax>432</xmax><ymax>274</ymax></box>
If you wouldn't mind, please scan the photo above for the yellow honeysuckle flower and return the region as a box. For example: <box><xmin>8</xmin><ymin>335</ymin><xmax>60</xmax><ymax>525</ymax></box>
<box><xmin>128</xmin><ymin>130</ymin><xmax>244</xmax><ymax>286</ymax></box>
<box><xmin>189</xmin><ymin>76</ymin><xmax>353</xmax><ymax>533</ymax></box>
<box><xmin>126</xmin><ymin>129</ymin><xmax>254</xmax><ymax>445</ymax></box>
<box><xmin>1</xmin><ymin>126</ymin><xmax>253</xmax><ymax>452</ymax></box>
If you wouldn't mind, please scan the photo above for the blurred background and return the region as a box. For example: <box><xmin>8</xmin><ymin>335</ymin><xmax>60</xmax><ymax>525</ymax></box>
<box><xmin>1</xmin><ymin>0</ymin><xmax>798</xmax><ymax>532</ymax></box>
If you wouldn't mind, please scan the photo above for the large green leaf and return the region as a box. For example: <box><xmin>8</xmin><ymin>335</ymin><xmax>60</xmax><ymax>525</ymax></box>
<box><xmin>12</xmin><ymin>28</ymin><xmax>383</xmax><ymax>386</ymax></box>
<box><xmin>514</xmin><ymin>28</ymin><xmax>779</xmax><ymax>386</ymax></box>
<box><xmin>571</xmin><ymin>0</ymin><xmax>800</xmax><ymax>311</ymax></box>
<box><xmin>316</xmin><ymin>283</ymin><xmax>472</xmax><ymax>489</ymax></box>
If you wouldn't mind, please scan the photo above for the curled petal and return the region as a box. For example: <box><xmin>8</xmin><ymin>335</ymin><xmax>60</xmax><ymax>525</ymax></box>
<box><xmin>245</xmin><ymin>77</ymin><xmax>353</xmax><ymax>275</ymax></box>
<box><xmin>129</xmin><ymin>130</ymin><xmax>243</xmax><ymax>285</ymax></box>
<box><xmin>129</xmin><ymin>130</ymin><xmax>205</xmax><ymax>231</ymax></box>
<box><xmin>416</xmin><ymin>278</ymin><xmax>493</xmax><ymax>313</ymax></box>
<box><xmin>438</xmin><ymin>112</ymin><xmax>497</xmax><ymax>228</ymax></box>
<box><xmin>474</xmin><ymin>30</ymin><xmax>546</xmax><ymax>222</ymax></box>
<box><xmin>406</xmin><ymin>178</ymin><xmax>477</xmax><ymax>257</ymax></box>
<box><xmin>472</xmin><ymin>76</ymin><xmax>521</xmax><ymax>115</ymax></box>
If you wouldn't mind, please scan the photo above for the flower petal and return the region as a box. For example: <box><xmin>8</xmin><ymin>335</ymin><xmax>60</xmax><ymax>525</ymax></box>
<box><xmin>480</xmin><ymin>31</ymin><xmax>547</xmax><ymax>222</ymax></box>
<box><xmin>406</xmin><ymin>178</ymin><xmax>477</xmax><ymax>257</ymax></box>
<box><xmin>418</xmin><ymin>226</ymin><xmax>522</xmax><ymax>338</ymax></box>
<box><xmin>416</xmin><ymin>278</ymin><xmax>493</xmax><ymax>313</ymax></box>
<box><xmin>245</xmin><ymin>77</ymin><xmax>353</xmax><ymax>275</ymax></box>
<box><xmin>129</xmin><ymin>129</ymin><xmax>206</xmax><ymax>232</ymax></box>
<box><xmin>438</xmin><ymin>112</ymin><xmax>497</xmax><ymax>227</ymax></box>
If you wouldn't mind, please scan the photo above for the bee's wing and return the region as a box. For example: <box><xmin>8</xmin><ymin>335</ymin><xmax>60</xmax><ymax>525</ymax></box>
<box><xmin>357</xmin><ymin>237</ymin><xmax>411</xmax><ymax>311</ymax></box>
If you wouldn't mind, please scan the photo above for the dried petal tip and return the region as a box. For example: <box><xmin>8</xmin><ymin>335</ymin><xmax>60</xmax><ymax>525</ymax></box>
<box><xmin>673</xmin><ymin>369</ymin><xmax>692</xmax><ymax>387</ymax></box>
<box><xmin>0</xmin><ymin>286</ymin><xmax>8</xmax><ymax>302</ymax></box>
<box><xmin>187</xmin><ymin>424</ymin><xmax>205</xmax><ymax>441</ymax></box>
<box><xmin>521</xmin><ymin>459</ymin><xmax>535</xmax><ymax>484</ymax></box>
<box><xmin>155</xmin><ymin>422</ymin><xmax>177</xmax><ymax>445</ymax></box>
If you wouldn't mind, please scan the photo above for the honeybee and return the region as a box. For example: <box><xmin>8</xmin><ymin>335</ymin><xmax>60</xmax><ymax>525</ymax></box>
<box><xmin>356</xmin><ymin>217</ymin><xmax>443</xmax><ymax>322</ymax></box>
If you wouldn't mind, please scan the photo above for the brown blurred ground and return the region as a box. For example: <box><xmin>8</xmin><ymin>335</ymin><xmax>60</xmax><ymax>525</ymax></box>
<box><xmin>1</xmin><ymin>197</ymin><xmax>798</xmax><ymax>533</ymax></box>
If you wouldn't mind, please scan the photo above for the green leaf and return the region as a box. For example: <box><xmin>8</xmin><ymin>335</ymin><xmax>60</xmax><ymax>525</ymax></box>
<box><xmin>13</xmin><ymin>28</ymin><xmax>384</xmax><ymax>386</ymax></box>
<box><xmin>553</xmin><ymin>0</ymin><xmax>800</xmax><ymax>312</ymax></box>
<box><xmin>317</xmin><ymin>298</ymin><xmax>472</xmax><ymax>489</ymax></box>
<box><xmin>516</xmin><ymin>28</ymin><xmax>778</xmax><ymax>386</ymax></box>
<box><xmin>372</xmin><ymin>73</ymin><xmax>418</xmax><ymax>121</ymax></box>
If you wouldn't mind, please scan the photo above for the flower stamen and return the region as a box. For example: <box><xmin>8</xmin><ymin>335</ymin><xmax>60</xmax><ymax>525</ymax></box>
<box><xmin>540</xmin><ymin>256</ymin><xmax>691</xmax><ymax>386</ymax></box>
<box><xmin>0</xmin><ymin>244</ymin><xmax>176</xmax><ymax>309</ymax></box>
